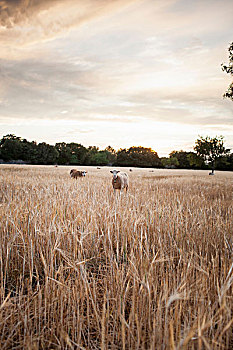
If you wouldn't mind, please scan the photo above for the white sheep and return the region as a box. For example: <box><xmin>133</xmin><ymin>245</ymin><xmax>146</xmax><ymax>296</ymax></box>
<box><xmin>110</xmin><ymin>170</ymin><xmax>129</xmax><ymax>193</ymax></box>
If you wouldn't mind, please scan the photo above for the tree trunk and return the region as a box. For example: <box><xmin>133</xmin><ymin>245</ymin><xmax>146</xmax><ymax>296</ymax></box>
<box><xmin>209</xmin><ymin>161</ymin><xmax>215</xmax><ymax>175</ymax></box>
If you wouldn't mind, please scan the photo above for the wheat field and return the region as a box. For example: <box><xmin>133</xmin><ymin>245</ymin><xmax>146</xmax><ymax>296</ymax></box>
<box><xmin>0</xmin><ymin>165</ymin><xmax>233</xmax><ymax>349</ymax></box>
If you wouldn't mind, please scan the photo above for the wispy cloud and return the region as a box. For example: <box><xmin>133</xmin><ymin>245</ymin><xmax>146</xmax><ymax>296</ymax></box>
<box><xmin>0</xmin><ymin>0</ymin><xmax>140</xmax><ymax>28</ymax></box>
<box><xmin>0</xmin><ymin>0</ymin><xmax>139</xmax><ymax>55</ymax></box>
<box><xmin>0</xmin><ymin>0</ymin><xmax>233</xmax><ymax>154</ymax></box>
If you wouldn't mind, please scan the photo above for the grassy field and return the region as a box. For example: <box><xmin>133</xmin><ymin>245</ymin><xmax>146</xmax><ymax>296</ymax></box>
<box><xmin>0</xmin><ymin>165</ymin><xmax>233</xmax><ymax>349</ymax></box>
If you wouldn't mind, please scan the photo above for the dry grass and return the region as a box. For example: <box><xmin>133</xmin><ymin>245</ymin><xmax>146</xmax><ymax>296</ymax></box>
<box><xmin>0</xmin><ymin>165</ymin><xmax>233</xmax><ymax>349</ymax></box>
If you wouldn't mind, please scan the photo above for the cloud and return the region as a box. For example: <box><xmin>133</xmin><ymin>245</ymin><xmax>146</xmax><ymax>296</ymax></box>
<box><xmin>0</xmin><ymin>0</ymin><xmax>233</xmax><ymax>154</ymax></box>
<box><xmin>0</xmin><ymin>0</ymin><xmax>139</xmax><ymax>27</ymax></box>
<box><xmin>0</xmin><ymin>0</ymin><xmax>140</xmax><ymax>53</ymax></box>
<box><xmin>0</xmin><ymin>0</ymin><xmax>143</xmax><ymax>63</ymax></box>
<box><xmin>0</xmin><ymin>0</ymin><xmax>55</xmax><ymax>28</ymax></box>
<box><xmin>0</xmin><ymin>44</ymin><xmax>232</xmax><ymax>128</ymax></box>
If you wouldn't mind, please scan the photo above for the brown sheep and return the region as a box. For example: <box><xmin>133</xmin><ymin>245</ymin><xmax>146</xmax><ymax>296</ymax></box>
<box><xmin>70</xmin><ymin>169</ymin><xmax>87</xmax><ymax>179</ymax></box>
<box><xmin>110</xmin><ymin>170</ymin><xmax>129</xmax><ymax>193</ymax></box>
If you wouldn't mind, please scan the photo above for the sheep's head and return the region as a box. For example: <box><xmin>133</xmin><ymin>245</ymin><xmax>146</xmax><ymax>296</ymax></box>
<box><xmin>82</xmin><ymin>171</ymin><xmax>87</xmax><ymax>177</ymax></box>
<box><xmin>110</xmin><ymin>170</ymin><xmax>120</xmax><ymax>181</ymax></box>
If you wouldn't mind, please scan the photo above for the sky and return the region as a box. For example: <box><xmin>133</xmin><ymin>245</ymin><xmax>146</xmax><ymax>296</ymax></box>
<box><xmin>0</xmin><ymin>0</ymin><xmax>232</xmax><ymax>156</ymax></box>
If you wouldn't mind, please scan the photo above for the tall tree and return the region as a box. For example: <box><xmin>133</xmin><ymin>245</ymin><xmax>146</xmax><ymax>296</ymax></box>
<box><xmin>169</xmin><ymin>150</ymin><xmax>191</xmax><ymax>169</ymax></box>
<box><xmin>68</xmin><ymin>143</ymin><xmax>87</xmax><ymax>165</ymax></box>
<box><xmin>91</xmin><ymin>151</ymin><xmax>109</xmax><ymax>166</ymax></box>
<box><xmin>104</xmin><ymin>146</ymin><xmax>117</xmax><ymax>165</ymax></box>
<box><xmin>84</xmin><ymin>146</ymin><xmax>100</xmax><ymax>165</ymax></box>
<box><xmin>222</xmin><ymin>42</ymin><xmax>233</xmax><ymax>101</ymax></box>
<box><xmin>194</xmin><ymin>136</ymin><xmax>230</xmax><ymax>174</ymax></box>
<box><xmin>116</xmin><ymin>146</ymin><xmax>161</xmax><ymax>167</ymax></box>
<box><xmin>55</xmin><ymin>143</ymin><xmax>72</xmax><ymax>165</ymax></box>
<box><xmin>21</xmin><ymin>139</ymin><xmax>38</xmax><ymax>164</ymax></box>
<box><xmin>169</xmin><ymin>150</ymin><xmax>205</xmax><ymax>169</ymax></box>
<box><xmin>0</xmin><ymin>134</ymin><xmax>23</xmax><ymax>162</ymax></box>
<box><xmin>161</xmin><ymin>156</ymin><xmax>179</xmax><ymax>169</ymax></box>
<box><xmin>187</xmin><ymin>152</ymin><xmax>205</xmax><ymax>169</ymax></box>
<box><xmin>37</xmin><ymin>142</ymin><xmax>59</xmax><ymax>164</ymax></box>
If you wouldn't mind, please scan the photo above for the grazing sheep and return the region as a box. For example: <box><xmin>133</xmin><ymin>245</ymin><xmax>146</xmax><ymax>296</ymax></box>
<box><xmin>70</xmin><ymin>169</ymin><xmax>87</xmax><ymax>179</ymax></box>
<box><xmin>110</xmin><ymin>170</ymin><xmax>129</xmax><ymax>193</ymax></box>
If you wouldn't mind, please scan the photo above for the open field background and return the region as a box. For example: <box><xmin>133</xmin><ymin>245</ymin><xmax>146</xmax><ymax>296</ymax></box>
<box><xmin>0</xmin><ymin>165</ymin><xmax>233</xmax><ymax>349</ymax></box>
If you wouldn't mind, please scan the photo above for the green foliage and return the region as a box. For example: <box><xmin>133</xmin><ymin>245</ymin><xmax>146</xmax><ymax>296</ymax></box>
<box><xmin>187</xmin><ymin>152</ymin><xmax>205</xmax><ymax>169</ymax></box>
<box><xmin>170</xmin><ymin>150</ymin><xmax>190</xmax><ymax>169</ymax></box>
<box><xmin>115</xmin><ymin>148</ymin><xmax>128</xmax><ymax>166</ymax></box>
<box><xmin>0</xmin><ymin>134</ymin><xmax>22</xmax><ymax>161</ymax></box>
<box><xmin>222</xmin><ymin>42</ymin><xmax>233</xmax><ymax>101</ymax></box>
<box><xmin>104</xmin><ymin>146</ymin><xmax>117</xmax><ymax>165</ymax></box>
<box><xmin>167</xmin><ymin>150</ymin><xmax>206</xmax><ymax>169</ymax></box>
<box><xmin>161</xmin><ymin>157</ymin><xmax>179</xmax><ymax>168</ymax></box>
<box><xmin>215</xmin><ymin>153</ymin><xmax>233</xmax><ymax>171</ymax></box>
<box><xmin>194</xmin><ymin>136</ymin><xmax>230</xmax><ymax>171</ymax></box>
<box><xmin>0</xmin><ymin>134</ymin><xmax>232</xmax><ymax>170</ymax></box>
<box><xmin>36</xmin><ymin>143</ymin><xmax>59</xmax><ymax>165</ymax></box>
<box><xmin>161</xmin><ymin>151</ymin><xmax>206</xmax><ymax>169</ymax></box>
<box><xmin>91</xmin><ymin>151</ymin><xmax>109</xmax><ymax>166</ymax></box>
<box><xmin>84</xmin><ymin>146</ymin><xmax>100</xmax><ymax>165</ymax></box>
<box><xmin>21</xmin><ymin>139</ymin><xmax>38</xmax><ymax>164</ymax></box>
<box><xmin>83</xmin><ymin>146</ymin><xmax>116</xmax><ymax>166</ymax></box>
<box><xmin>68</xmin><ymin>143</ymin><xmax>88</xmax><ymax>165</ymax></box>
<box><xmin>0</xmin><ymin>134</ymin><xmax>38</xmax><ymax>163</ymax></box>
<box><xmin>116</xmin><ymin>146</ymin><xmax>161</xmax><ymax>168</ymax></box>
<box><xmin>55</xmin><ymin>143</ymin><xmax>72</xmax><ymax>165</ymax></box>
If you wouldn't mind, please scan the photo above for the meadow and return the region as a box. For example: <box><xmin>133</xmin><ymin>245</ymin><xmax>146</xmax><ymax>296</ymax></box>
<box><xmin>0</xmin><ymin>165</ymin><xmax>232</xmax><ymax>349</ymax></box>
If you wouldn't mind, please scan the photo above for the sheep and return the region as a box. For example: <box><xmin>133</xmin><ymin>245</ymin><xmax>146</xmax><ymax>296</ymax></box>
<box><xmin>70</xmin><ymin>169</ymin><xmax>87</xmax><ymax>179</ymax></box>
<box><xmin>110</xmin><ymin>170</ymin><xmax>129</xmax><ymax>193</ymax></box>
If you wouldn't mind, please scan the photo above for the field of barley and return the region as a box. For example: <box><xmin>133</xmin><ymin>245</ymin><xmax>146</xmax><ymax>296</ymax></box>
<box><xmin>0</xmin><ymin>165</ymin><xmax>233</xmax><ymax>350</ymax></box>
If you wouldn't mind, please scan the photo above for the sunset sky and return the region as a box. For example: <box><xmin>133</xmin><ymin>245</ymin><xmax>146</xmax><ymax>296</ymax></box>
<box><xmin>0</xmin><ymin>0</ymin><xmax>232</xmax><ymax>156</ymax></box>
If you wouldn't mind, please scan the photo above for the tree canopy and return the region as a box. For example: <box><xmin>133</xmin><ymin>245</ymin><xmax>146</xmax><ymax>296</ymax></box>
<box><xmin>116</xmin><ymin>147</ymin><xmax>161</xmax><ymax>168</ymax></box>
<box><xmin>0</xmin><ymin>134</ymin><xmax>232</xmax><ymax>171</ymax></box>
<box><xmin>194</xmin><ymin>136</ymin><xmax>230</xmax><ymax>173</ymax></box>
<box><xmin>222</xmin><ymin>42</ymin><xmax>233</xmax><ymax>101</ymax></box>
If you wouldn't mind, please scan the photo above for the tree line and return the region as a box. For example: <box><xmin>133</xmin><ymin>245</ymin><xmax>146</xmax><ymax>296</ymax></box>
<box><xmin>0</xmin><ymin>134</ymin><xmax>232</xmax><ymax>171</ymax></box>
